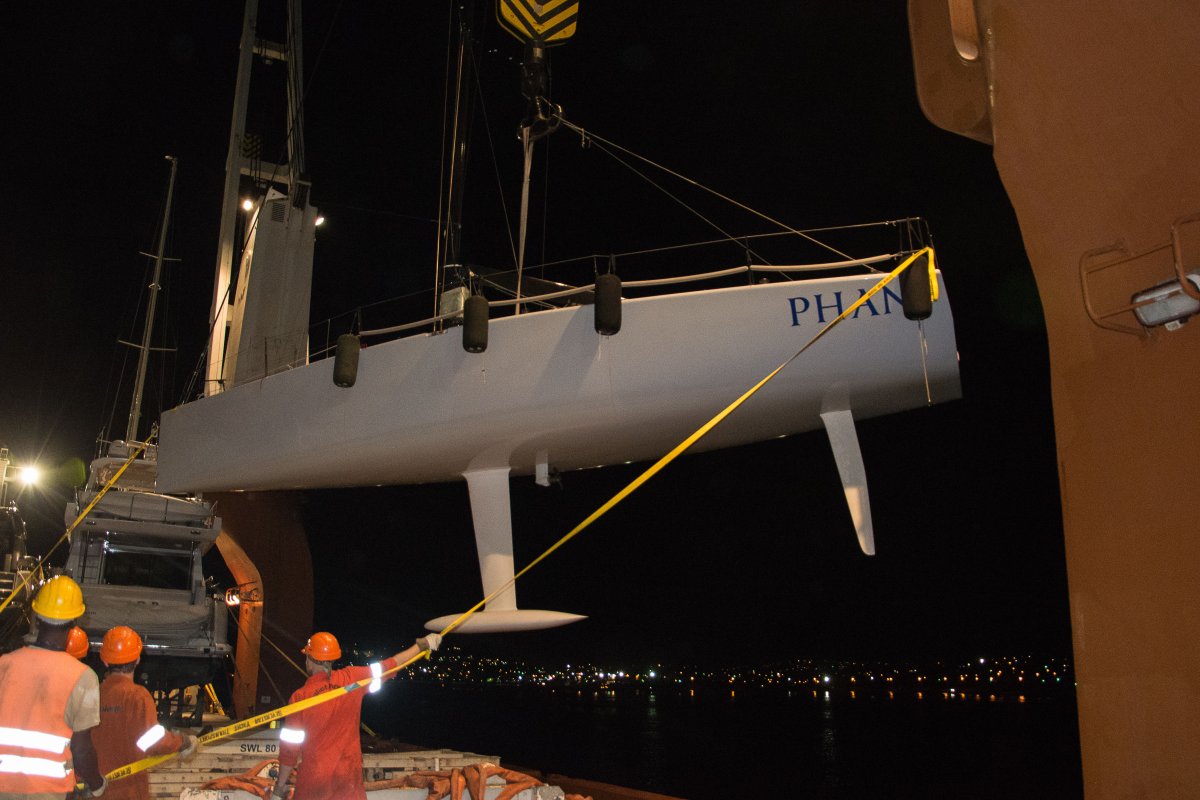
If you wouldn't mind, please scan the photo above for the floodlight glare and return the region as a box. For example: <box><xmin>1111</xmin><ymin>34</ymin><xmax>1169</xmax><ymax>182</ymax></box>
<box><xmin>242</xmin><ymin>198</ymin><xmax>254</xmax><ymax>211</ymax></box>
<box><xmin>1132</xmin><ymin>271</ymin><xmax>1200</xmax><ymax>331</ymax></box>
<box><xmin>18</xmin><ymin>465</ymin><xmax>40</xmax><ymax>487</ymax></box>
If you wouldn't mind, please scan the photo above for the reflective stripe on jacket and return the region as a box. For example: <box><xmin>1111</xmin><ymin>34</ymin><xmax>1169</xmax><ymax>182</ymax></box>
<box><xmin>0</xmin><ymin>646</ymin><xmax>90</xmax><ymax>794</ymax></box>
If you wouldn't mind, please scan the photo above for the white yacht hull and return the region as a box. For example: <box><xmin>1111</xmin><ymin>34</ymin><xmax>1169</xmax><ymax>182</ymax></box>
<box><xmin>158</xmin><ymin>273</ymin><xmax>960</xmax><ymax>492</ymax></box>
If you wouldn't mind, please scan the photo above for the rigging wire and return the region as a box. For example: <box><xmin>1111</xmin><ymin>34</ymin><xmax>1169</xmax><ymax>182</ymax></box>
<box><xmin>433</xmin><ymin>2</ymin><xmax>456</xmax><ymax>318</ymax></box>
<box><xmin>467</xmin><ymin>43</ymin><xmax>519</xmax><ymax>271</ymax></box>
<box><xmin>567</xmin><ymin>127</ymin><xmax>775</xmax><ymax>267</ymax></box>
<box><xmin>515</xmin><ymin>220</ymin><xmax>920</xmax><ymax>273</ymax></box>
<box><xmin>539</xmin><ymin>51</ymin><xmax>552</xmax><ymax>280</ymax></box>
<box><xmin>557</xmin><ymin>116</ymin><xmax>862</xmax><ymax>263</ymax></box>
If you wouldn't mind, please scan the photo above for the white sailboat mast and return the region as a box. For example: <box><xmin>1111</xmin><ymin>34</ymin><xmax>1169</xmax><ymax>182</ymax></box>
<box><xmin>126</xmin><ymin>155</ymin><xmax>179</xmax><ymax>442</ymax></box>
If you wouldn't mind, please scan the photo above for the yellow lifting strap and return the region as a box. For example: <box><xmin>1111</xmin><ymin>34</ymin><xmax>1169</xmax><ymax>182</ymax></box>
<box><xmin>97</xmin><ymin>248</ymin><xmax>936</xmax><ymax>784</ymax></box>
<box><xmin>925</xmin><ymin>248</ymin><xmax>940</xmax><ymax>302</ymax></box>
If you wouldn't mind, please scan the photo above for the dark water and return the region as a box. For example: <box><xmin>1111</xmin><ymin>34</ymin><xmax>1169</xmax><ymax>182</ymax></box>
<box><xmin>364</xmin><ymin>683</ymin><xmax>1083</xmax><ymax>799</ymax></box>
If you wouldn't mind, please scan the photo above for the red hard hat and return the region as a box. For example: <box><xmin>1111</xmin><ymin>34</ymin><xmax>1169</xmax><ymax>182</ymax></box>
<box><xmin>100</xmin><ymin>625</ymin><xmax>143</xmax><ymax>665</ymax></box>
<box><xmin>66</xmin><ymin>626</ymin><xmax>89</xmax><ymax>659</ymax></box>
<box><xmin>301</xmin><ymin>631</ymin><xmax>341</xmax><ymax>661</ymax></box>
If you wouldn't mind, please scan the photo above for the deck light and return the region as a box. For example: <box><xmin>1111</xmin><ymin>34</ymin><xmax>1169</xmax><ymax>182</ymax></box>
<box><xmin>242</xmin><ymin>198</ymin><xmax>254</xmax><ymax>211</ymax></box>
<box><xmin>314</xmin><ymin>215</ymin><xmax>326</xmax><ymax>226</ymax></box>
<box><xmin>1</xmin><ymin>450</ymin><xmax>41</xmax><ymax>504</ymax></box>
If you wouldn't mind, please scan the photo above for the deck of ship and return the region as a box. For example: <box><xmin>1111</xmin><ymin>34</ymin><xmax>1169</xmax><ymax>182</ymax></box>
<box><xmin>148</xmin><ymin>729</ymin><xmax>512</xmax><ymax>799</ymax></box>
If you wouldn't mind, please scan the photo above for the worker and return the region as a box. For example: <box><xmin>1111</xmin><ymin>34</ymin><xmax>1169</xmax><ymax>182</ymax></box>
<box><xmin>270</xmin><ymin>631</ymin><xmax>442</xmax><ymax>800</ymax></box>
<box><xmin>93</xmin><ymin>626</ymin><xmax>197</xmax><ymax>800</ymax></box>
<box><xmin>0</xmin><ymin>575</ymin><xmax>107</xmax><ymax>798</ymax></box>
<box><xmin>66</xmin><ymin>626</ymin><xmax>90</xmax><ymax>660</ymax></box>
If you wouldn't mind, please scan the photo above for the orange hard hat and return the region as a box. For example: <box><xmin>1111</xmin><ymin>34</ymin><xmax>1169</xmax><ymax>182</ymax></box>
<box><xmin>66</xmin><ymin>626</ymin><xmax>89</xmax><ymax>659</ymax></box>
<box><xmin>100</xmin><ymin>625</ymin><xmax>143</xmax><ymax>665</ymax></box>
<box><xmin>301</xmin><ymin>631</ymin><xmax>341</xmax><ymax>661</ymax></box>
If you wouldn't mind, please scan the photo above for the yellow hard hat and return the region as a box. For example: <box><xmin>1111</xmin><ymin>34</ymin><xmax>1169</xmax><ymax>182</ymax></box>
<box><xmin>31</xmin><ymin>575</ymin><xmax>86</xmax><ymax>621</ymax></box>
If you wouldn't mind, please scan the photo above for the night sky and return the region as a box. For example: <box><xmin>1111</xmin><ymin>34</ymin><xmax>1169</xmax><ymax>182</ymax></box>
<box><xmin>1</xmin><ymin>3</ymin><xmax>1067</xmax><ymax>669</ymax></box>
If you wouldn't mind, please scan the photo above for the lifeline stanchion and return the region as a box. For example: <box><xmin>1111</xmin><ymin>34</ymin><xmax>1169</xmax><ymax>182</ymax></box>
<box><xmin>96</xmin><ymin>248</ymin><xmax>937</xmax><ymax>785</ymax></box>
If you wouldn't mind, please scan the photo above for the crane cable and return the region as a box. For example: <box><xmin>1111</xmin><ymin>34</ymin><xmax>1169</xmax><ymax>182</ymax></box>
<box><xmin>99</xmin><ymin>248</ymin><xmax>938</xmax><ymax>784</ymax></box>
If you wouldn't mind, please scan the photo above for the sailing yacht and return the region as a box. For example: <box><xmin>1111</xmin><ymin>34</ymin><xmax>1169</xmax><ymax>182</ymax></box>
<box><xmin>154</xmin><ymin>0</ymin><xmax>962</xmax><ymax>637</ymax></box>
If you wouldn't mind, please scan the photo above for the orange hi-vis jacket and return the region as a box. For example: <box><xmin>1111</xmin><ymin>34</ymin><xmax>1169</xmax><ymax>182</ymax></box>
<box><xmin>0</xmin><ymin>646</ymin><xmax>91</xmax><ymax>794</ymax></box>
<box><xmin>95</xmin><ymin>672</ymin><xmax>183</xmax><ymax>800</ymax></box>
<box><xmin>278</xmin><ymin>657</ymin><xmax>398</xmax><ymax>800</ymax></box>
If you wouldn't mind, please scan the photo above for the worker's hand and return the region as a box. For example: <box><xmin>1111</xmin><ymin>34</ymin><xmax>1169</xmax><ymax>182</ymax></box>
<box><xmin>179</xmin><ymin>734</ymin><xmax>199</xmax><ymax>760</ymax></box>
<box><xmin>416</xmin><ymin>633</ymin><xmax>442</xmax><ymax>652</ymax></box>
<box><xmin>78</xmin><ymin>776</ymin><xmax>107</xmax><ymax>798</ymax></box>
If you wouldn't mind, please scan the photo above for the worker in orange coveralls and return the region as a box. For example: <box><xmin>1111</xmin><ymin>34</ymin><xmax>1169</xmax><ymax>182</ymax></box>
<box><xmin>66</xmin><ymin>626</ymin><xmax>90</xmax><ymax>659</ymax></box>
<box><xmin>270</xmin><ymin>631</ymin><xmax>441</xmax><ymax>800</ymax></box>
<box><xmin>93</xmin><ymin>626</ymin><xmax>197</xmax><ymax>800</ymax></box>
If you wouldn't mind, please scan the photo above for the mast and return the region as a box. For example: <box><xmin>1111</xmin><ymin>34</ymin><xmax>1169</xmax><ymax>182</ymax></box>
<box><xmin>434</xmin><ymin>5</ymin><xmax>480</xmax><ymax>326</ymax></box>
<box><xmin>125</xmin><ymin>155</ymin><xmax>179</xmax><ymax>443</ymax></box>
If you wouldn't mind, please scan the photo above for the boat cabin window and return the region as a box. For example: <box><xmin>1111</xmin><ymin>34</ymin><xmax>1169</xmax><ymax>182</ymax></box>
<box><xmin>101</xmin><ymin>545</ymin><xmax>193</xmax><ymax>591</ymax></box>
